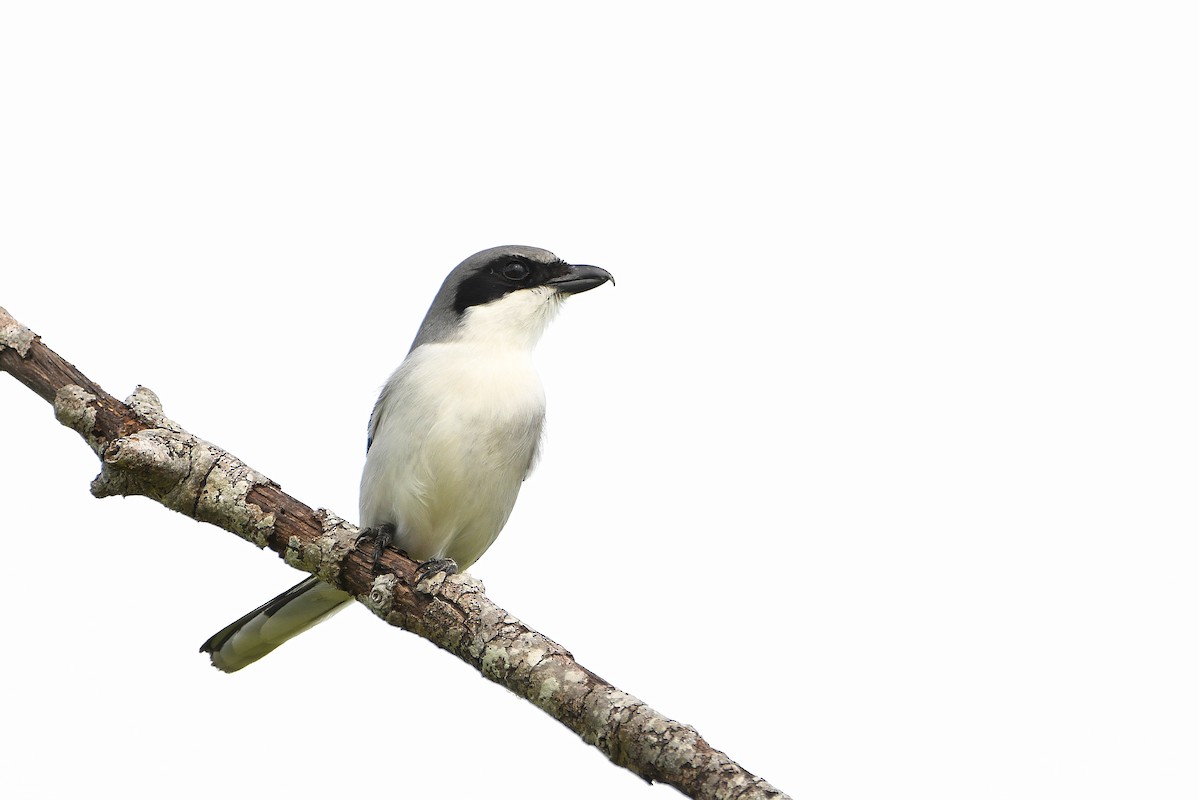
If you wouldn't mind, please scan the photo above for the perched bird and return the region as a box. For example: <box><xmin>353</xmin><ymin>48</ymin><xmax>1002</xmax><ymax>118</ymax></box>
<box><xmin>201</xmin><ymin>245</ymin><xmax>613</xmax><ymax>672</ymax></box>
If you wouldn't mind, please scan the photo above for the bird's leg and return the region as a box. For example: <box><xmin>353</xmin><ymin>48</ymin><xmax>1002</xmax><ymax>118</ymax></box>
<box><xmin>357</xmin><ymin>523</ymin><xmax>397</xmax><ymax>573</ymax></box>
<box><xmin>416</xmin><ymin>557</ymin><xmax>459</xmax><ymax>580</ymax></box>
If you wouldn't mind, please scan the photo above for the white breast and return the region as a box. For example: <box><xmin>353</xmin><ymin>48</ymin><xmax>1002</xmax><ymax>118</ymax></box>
<box><xmin>359</xmin><ymin>340</ymin><xmax>546</xmax><ymax>568</ymax></box>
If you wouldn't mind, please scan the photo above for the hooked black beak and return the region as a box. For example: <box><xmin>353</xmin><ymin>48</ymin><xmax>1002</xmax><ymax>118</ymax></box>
<box><xmin>546</xmin><ymin>264</ymin><xmax>615</xmax><ymax>295</ymax></box>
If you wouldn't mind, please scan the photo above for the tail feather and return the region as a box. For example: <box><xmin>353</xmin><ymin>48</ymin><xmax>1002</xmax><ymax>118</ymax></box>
<box><xmin>200</xmin><ymin>576</ymin><xmax>352</xmax><ymax>672</ymax></box>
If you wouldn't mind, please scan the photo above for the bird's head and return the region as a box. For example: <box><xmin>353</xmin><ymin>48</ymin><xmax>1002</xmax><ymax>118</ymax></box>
<box><xmin>412</xmin><ymin>246</ymin><xmax>614</xmax><ymax>351</ymax></box>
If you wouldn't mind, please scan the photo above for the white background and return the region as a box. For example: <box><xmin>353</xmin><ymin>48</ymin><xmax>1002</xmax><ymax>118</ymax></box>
<box><xmin>1</xmin><ymin>3</ymin><xmax>1195</xmax><ymax>798</ymax></box>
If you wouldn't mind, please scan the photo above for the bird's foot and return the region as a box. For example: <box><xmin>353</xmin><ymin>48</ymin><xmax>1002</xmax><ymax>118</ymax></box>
<box><xmin>414</xmin><ymin>557</ymin><xmax>458</xmax><ymax>594</ymax></box>
<box><xmin>416</xmin><ymin>557</ymin><xmax>459</xmax><ymax>580</ymax></box>
<box><xmin>357</xmin><ymin>523</ymin><xmax>397</xmax><ymax>573</ymax></box>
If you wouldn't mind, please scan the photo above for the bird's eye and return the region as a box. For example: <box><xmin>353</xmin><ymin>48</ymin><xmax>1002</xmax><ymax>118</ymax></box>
<box><xmin>501</xmin><ymin>262</ymin><xmax>530</xmax><ymax>282</ymax></box>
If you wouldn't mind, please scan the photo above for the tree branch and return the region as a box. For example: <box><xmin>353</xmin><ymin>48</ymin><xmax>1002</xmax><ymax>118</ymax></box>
<box><xmin>0</xmin><ymin>306</ymin><xmax>789</xmax><ymax>800</ymax></box>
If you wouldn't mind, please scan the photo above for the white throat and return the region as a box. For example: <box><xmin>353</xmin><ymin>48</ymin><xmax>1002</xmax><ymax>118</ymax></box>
<box><xmin>455</xmin><ymin>287</ymin><xmax>564</xmax><ymax>351</ymax></box>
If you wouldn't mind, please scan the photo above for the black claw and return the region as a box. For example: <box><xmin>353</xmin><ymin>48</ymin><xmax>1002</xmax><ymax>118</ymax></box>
<box><xmin>416</xmin><ymin>557</ymin><xmax>458</xmax><ymax>580</ymax></box>
<box><xmin>357</xmin><ymin>523</ymin><xmax>397</xmax><ymax>573</ymax></box>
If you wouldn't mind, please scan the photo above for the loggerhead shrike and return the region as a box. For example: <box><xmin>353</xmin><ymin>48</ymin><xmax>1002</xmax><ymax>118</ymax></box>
<box><xmin>201</xmin><ymin>245</ymin><xmax>613</xmax><ymax>672</ymax></box>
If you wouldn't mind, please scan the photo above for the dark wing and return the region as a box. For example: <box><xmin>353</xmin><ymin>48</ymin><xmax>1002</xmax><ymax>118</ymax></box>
<box><xmin>365</xmin><ymin>383</ymin><xmax>392</xmax><ymax>454</ymax></box>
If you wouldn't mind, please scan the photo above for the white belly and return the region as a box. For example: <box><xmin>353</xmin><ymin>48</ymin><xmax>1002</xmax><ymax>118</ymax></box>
<box><xmin>359</xmin><ymin>342</ymin><xmax>546</xmax><ymax>568</ymax></box>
